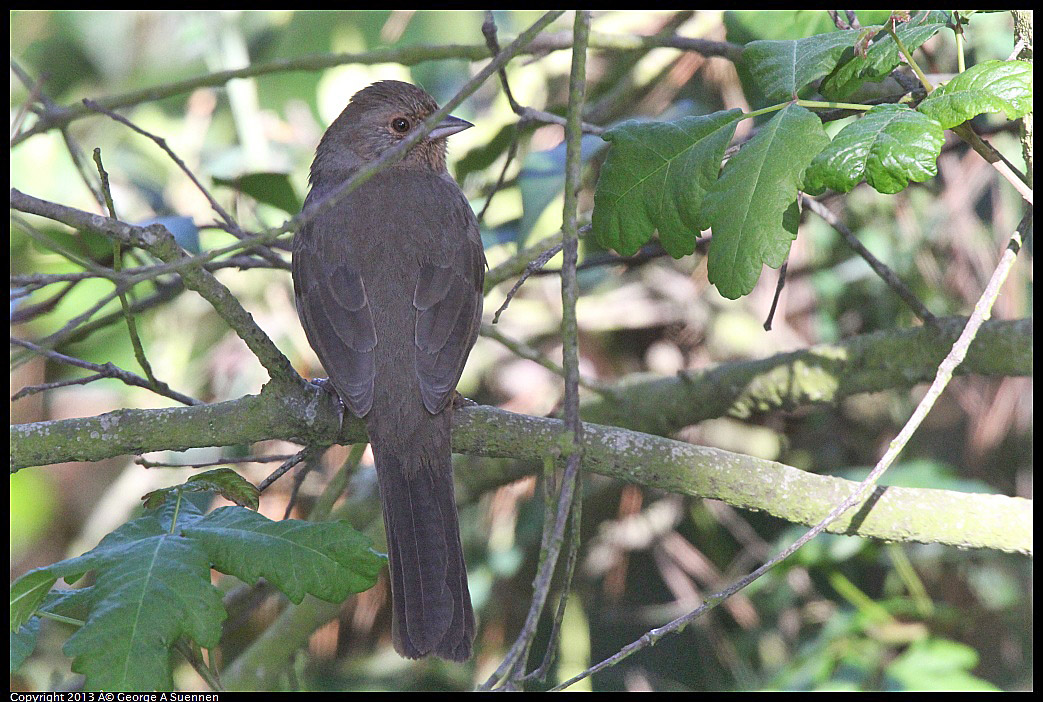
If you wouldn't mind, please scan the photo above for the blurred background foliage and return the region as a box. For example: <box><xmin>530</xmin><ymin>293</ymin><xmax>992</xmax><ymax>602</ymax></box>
<box><xmin>10</xmin><ymin>10</ymin><xmax>1032</xmax><ymax>692</ymax></box>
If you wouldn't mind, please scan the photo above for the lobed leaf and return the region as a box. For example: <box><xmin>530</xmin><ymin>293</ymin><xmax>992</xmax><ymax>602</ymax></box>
<box><xmin>740</xmin><ymin>30</ymin><xmax>860</xmax><ymax>107</ymax></box>
<box><xmin>592</xmin><ymin>110</ymin><xmax>742</xmax><ymax>258</ymax></box>
<box><xmin>63</xmin><ymin>532</ymin><xmax>225</xmax><ymax>691</ymax></box>
<box><xmin>142</xmin><ymin>467</ymin><xmax>260</xmax><ymax>511</ymax></box>
<box><xmin>917</xmin><ymin>59</ymin><xmax>1033</xmax><ymax>129</ymax></box>
<box><xmin>804</xmin><ymin>104</ymin><xmax>944</xmax><ymax>194</ymax></box>
<box><xmin>183</xmin><ymin>506</ymin><xmax>384</xmax><ymax>604</ymax></box>
<box><xmin>821</xmin><ymin>10</ymin><xmax>951</xmax><ymax>100</ymax></box>
<box><xmin>702</xmin><ymin>104</ymin><xmax>829</xmax><ymax>299</ymax></box>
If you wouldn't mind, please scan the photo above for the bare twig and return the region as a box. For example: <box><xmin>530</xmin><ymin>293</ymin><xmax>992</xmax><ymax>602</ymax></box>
<box><xmin>92</xmin><ymin>147</ymin><xmax>165</xmax><ymax>391</ymax></box>
<box><xmin>10</xmin><ymin>188</ymin><xmax>302</xmax><ymax>386</ymax></box>
<box><xmin>481</xmin><ymin>10</ymin><xmax>591</xmax><ymax>691</ymax></box>
<box><xmin>763</xmin><ymin>261</ymin><xmax>788</xmax><ymax>331</ymax></box>
<box><xmin>491</xmin><ymin>241</ymin><xmax>562</xmax><ymax>323</ymax></box>
<box><xmin>82</xmin><ymin>99</ymin><xmax>257</xmax><ymax>242</ymax></box>
<box><xmin>476</xmin><ymin>128</ymin><xmax>521</xmax><ymax>225</ymax></box>
<box><xmin>801</xmin><ymin>195</ymin><xmax>936</xmax><ymax>323</ymax></box>
<box><xmin>10</xmin><ymin>336</ymin><xmax>200</xmax><ymax>406</ymax></box>
<box><xmin>257</xmin><ymin>447</ymin><xmax>313</xmax><ymax>493</ymax></box>
<box><xmin>480</xmin><ymin>323</ymin><xmax>610</xmax><ymax>395</ymax></box>
<box><xmin>11</xmin><ymin>29</ymin><xmax>740</xmax><ymax>147</ymax></box>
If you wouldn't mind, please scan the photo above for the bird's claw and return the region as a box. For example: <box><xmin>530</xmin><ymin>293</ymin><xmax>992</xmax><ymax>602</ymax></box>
<box><xmin>310</xmin><ymin>377</ymin><xmax>346</xmax><ymax>434</ymax></box>
<box><xmin>451</xmin><ymin>391</ymin><xmax>478</xmax><ymax>410</ymax></box>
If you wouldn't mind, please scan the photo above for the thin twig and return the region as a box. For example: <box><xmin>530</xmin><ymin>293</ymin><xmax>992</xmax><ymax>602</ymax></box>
<box><xmin>92</xmin><ymin>147</ymin><xmax>164</xmax><ymax>390</ymax></box>
<box><xmin>10</xmin><ymin>336</ymin><xmax>200</xmax><ymax>406</ymax></box>
<box><xmin>480</xmin><ymin>323</ymin><xmax>610</xmax><ymax>395</ymax></box>
<box><xmin>82</xmin><ymin>99</ymin><xmax>245</xmax><ymax>237</ymax></box>
<box><xmin>257</xmin><ymin>447</ymin><xmax>313</xmax><ymax>493</ymax></box>
<box><xmin>476</xmin><ymin>127</ymin><xmax>521</xmax><ymax>225</ymax></box>
<box><xmin>10</xmin><ymin>188</ymin><xmax>303</xmax><ymax>386</ymax></box>
<box><xmin>481</xmin><ymin>10</ymin><xmax>591</xmax><ymax>691</ymax></box>
<box><xmin>491</xmin><ymin>242</ymin><xmax>563</xmax><ymax>323</ymax></box>
<box><xmin>482</xmin><ymin>11</ymin><xmax>523</xmax><ymax>113</ymax></box>
<box><xmin>763</xmin><ymin>261</ymin><xmax>788</xmax><ymax>331</ymax></box>
<box><xmin>802</xmin><ymin>195</ymin><xmax>936</xmax><ymax>323</ymax></box>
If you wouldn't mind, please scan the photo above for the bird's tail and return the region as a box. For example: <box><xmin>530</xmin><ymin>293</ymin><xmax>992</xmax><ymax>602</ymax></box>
<box><xmin>368</xmin><ymin>410</ymin><xmax>474</xmax><ymax>661</ymax></box>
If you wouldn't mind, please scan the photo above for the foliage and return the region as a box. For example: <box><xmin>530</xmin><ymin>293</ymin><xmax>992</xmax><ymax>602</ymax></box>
<box><xmin>591</xmin><ymin>10</ymin><xmax>1032</xmax><ymax>298</ymax></box>
<box><xmin>10</xmin><ymin>485</ymin><xmax>383</xmax><ymax>690</ymax></box>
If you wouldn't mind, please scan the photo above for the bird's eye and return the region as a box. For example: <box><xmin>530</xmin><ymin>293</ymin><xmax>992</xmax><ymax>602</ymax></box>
<box><xmin>391</xmin><ymin>117</ymin><xmax>411</xmax><ymax>133</ymax></box>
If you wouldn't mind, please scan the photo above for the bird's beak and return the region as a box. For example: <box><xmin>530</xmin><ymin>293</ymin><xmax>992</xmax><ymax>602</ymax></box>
<box><xmin>428</xmin><ymin>114</ymin><xmax>473</xmax><ymax>140</ymax></box>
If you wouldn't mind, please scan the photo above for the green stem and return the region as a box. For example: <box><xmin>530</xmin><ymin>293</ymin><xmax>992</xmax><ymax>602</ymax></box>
<box><xmin>796</xmin><ymin>99</ymin><xmax>874</xmax><ymax>112</ymax></box>
<box><xmin>743</xmin><ymin>103</ymin><xmax>787</xmax><ymax>120</ymax></box>
<box><xmin>887</xmin><ymin>18</ymin><xmax>934</xmax><ymax>92</ymax></box>
<box><xmin>744</xmin><ymin>100</ymin><xmax>874</xmax><ymax>123</ymax></box>
<box><xmin>36</xmin><ymin>610</ymin><xmax>85</xmax><ymax>627</ymax></box>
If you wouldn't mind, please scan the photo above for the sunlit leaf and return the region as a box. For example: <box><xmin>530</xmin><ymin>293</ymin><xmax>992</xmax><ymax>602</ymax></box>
<box><xmin>804</xmin><ymin>104</ymin><xmax>944</xmax><ymax>194</ymax></box>
<box><xmin>917</xmin><ymin>59</ymin><xmax>1033</xmax><ymax>129</ymax></box>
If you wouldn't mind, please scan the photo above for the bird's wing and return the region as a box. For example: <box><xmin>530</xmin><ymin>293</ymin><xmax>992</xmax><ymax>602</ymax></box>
<box><xmin>413</xmin><ymin>225</ymin><xmax>485</xmax><ymax>414</ymax></box>
<box><xmin>292</xmin><ymin>226</ymin><xmax>377</xmax><ymax>416</ymax></box>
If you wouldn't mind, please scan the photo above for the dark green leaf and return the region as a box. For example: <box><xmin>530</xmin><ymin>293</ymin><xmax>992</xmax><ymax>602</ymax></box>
<box><xmin>9</xmin><ymin>569</ymin><xmax>58</xmax><ymax>633</ymax></box>
<box><xmin>183</xmin><ymin>506</ymin><xmax>384</xmax><ymax>604</ymax></box>
<box><xmin>63</xmin><ymin>533</ymin><xmax>225</xmax><ymax>691</ymax></box>
<box><xmin>804</xmin><ymin>104</ymin><xmax>944</xmax><ymax>194</ymax></box>
<box><xmin>10</xmin><ymin>502</ymin><xmax>216</xmax><ymax>690</ymax></box>
<box><xmin>213</xmin><ymin>171</ymin><xmax>302</xmax><ymax>214</ymax></box>
<box><xmin>740</xmin><ymin>31</ymin><xmax>860</xmax><ymax>107</ymax></box>
<box><xmin>592</xmin><ymin>110</ymin><xmax>742</xmax><ymax>257</ymax></box>
<box><xmin>917</xmin><ymin>59</ymin><xmax>1033</xmax><ymax>129</ymax></box>
<box><xmin>142</xmin><ymin>467</ymin><xmax>260</xmax><ymax>511</ymax></box>
<box><xmin>702</xmin><ymin>104</ymin><xmax>829</xmax><ymax>299</ymax></box>
<box><xmin>11</xmin><ymin>617</ymin><xmax>39</xmax><ymax>672</ymax></box>
<box><xmin>821</xmin><ymin>10</ymin><xmax>951</xmax><ymax>100</ymax></box>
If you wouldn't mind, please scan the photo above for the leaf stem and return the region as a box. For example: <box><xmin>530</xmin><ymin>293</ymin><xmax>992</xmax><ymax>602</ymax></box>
<box><xmin>796</xmin><ymin>99</ymin><xmax>874</xmax><ymax>112</ymax></box>
<box><xmin>745</xmin><ymin>100</ymin><xmax>874</xmax><ymax>123</ymax></box>
<box><xmin>887</xmin><ymin>18</ymin><xmax>934</xmax><ymax>92</ymax></box>
<box><xmin>36</xmin><ymin>610</ymin><xmax>86</xmax><ymax>627</ymax></box>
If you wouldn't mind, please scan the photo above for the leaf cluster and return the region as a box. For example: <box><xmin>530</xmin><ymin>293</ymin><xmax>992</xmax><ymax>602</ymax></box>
<box><xmin>10</xmin><ymin>471</ymin><xmax>383</xmax><ymax>691</ymax></box>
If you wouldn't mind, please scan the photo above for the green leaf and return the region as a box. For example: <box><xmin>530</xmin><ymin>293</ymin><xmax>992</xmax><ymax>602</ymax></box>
<box><xmin>10</xmin><ymin>502</ymin><xmax>221</xmax><ymax>691</ymax></box>
<box><xmin>213</xmin><ymin>172</ymin><xmax>302</xmax><ymax>214</ymax></box>
<box><xmin>885</xmin><ymin>638</ymin><xmax>1000</xmax><ymax>691</ymax></box>
<box><xmin>63</xmin><ymin>532</ymin><xmax>225</xmax><ymax>691</ymax></box>
<box><xmin>702</xmin><ymin>104</ymin><xmax>829</xmax><ymax>299</ymax></box>
<box><xmin>917</xmin><ymin>59</ymin><xmax>1033</xmax><ymax>129</ymax></box>
<box><xmin>183</xmin><ymin>506</ymin><xmax>384</xmax><ymax>604</ymax></box>
<box><xmin>10</xmin><ymin>568</ymin><xmax>58</xmax><ymax>632</ymax></box>
<box><xmin>142</xmin><ymin>467</ymin><xmax>260</xmax><ymax>511</ymax></box>
<box><xmin>821</xmin><ymin>10</ymin><xmax>951</xmax><ymax>100</ymax></box>
<box><xmin>804</xmin><ymin>104</ymin><xmax>944</xmax><ymax>194</ymax></box>
<box><xmin>592</xmin><ymin>110</ymin><xmax>742</xmax><ymax>257</ymax></box>
<box><xmin>10</xmin><ymin>617</ymin><xmax>39</xmax><ymax>672</ymax></box>
<box><xmin>740</xmin><ymin>31</ymin><xmax>860</xmax><ymax>107</ymax></box>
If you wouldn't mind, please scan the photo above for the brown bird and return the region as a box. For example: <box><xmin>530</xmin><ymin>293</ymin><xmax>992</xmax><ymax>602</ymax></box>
<box><xmin>292</xmin><ymin>81</ymin><xmax>484</xmax><ymax>661</ymax></box>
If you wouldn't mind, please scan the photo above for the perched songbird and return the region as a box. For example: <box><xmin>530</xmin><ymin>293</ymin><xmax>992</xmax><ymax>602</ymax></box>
<box><xmin>292</xmin><ymin>81</ymin><xmax>484</xmax><ymax>661</ymax></box>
